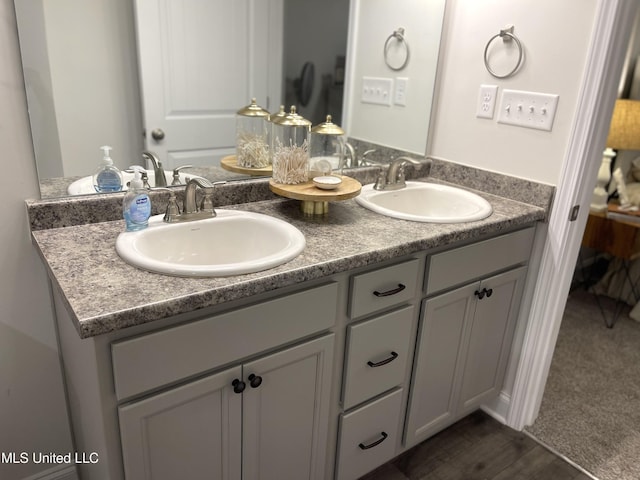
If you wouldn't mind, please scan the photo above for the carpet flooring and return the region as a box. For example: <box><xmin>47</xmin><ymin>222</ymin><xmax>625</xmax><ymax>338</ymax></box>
<box><xmin>525</xmin><ymin>288</ymin><xmax>640</xmax><ymax>480</ymax></box>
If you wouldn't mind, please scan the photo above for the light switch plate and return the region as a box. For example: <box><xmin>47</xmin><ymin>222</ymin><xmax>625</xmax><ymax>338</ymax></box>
<box><xmin>362</xmin><ymin>77</ymin><xmax>393</xmax><ymax>106</ymax></box>
<box><xmin>497</xmin><ymin>89</ymin><xmax>559</xmax><ymax>131</ymax></box>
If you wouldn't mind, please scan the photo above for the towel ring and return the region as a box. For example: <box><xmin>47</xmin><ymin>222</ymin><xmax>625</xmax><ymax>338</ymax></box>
<box><xmin>384</xmin><ymin>27</ymin><xmax>410</xmax><ymax>71</ymax></box>
<box><xmin>483</xmin><ymin>26</ymin><xmax>524</xmax><ymax>79</ymax></box>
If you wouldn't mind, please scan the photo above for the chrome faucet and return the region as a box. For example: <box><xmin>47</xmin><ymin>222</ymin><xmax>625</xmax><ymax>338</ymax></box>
<box><xmin>373</xmin><ymin>156</ymin><xmax>421</xmax><ymax>191</ymax></box>
<box><xmin>162</xmin><ymin>178</ymin><xmax>225</xmax><ymax>223</ymax></box>
<box><xmin>338</xmin><ymin>143</ymin><xmax>357</xmax><ymax>171</ymax></box>
<box><xmin>142</xmin><ymin>151</ymin><xmax>168</xmax><ymax>187</ymax></box>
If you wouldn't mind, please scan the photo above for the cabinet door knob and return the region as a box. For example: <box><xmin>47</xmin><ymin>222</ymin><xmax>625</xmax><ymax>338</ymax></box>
<box><xmin>367</xmin><ymin>351</ymin><xmax>398</xmax><ymax>368</ymax></box>
<box><xmin>475</xmin><ymin>289</ymin><xmax>485</xmax><ymax>299</ymax></box>
<box><xmin>248</xmin><ymin>374</ymin><xmax>263</xmax><ymax>388</ymax></box>
<box><xmin>485</xmin><ymin>288</ymin><xmax>493</xmax><ymax>297</ymax></box>
<box><xmin>358</xmin><ymin>431</ymin><xmax>388</xmax><ymax>450</ymax></box>
<box><xmin>232</xmin><ymin>379</ymin><xmax>246</xmax><ymax>394</ymax></box>
<box><xmin>373</xmin><ymin>283</ymin><xmax>406</xmax><ymax>297</ymax></box>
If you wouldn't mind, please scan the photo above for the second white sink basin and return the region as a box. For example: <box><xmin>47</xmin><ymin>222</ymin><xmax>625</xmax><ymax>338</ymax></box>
<box><xmin>115</xmin><ymin>210</ymin><xmax>305</xmax><ymax>277</ymax></box>
<box><xmin>355</xmin><ymin>181</ymin><xmax>493</xmax><ymax>223</ymax></box>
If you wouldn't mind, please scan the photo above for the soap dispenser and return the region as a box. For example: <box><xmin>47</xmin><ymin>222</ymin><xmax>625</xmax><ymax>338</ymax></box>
<box><xmin>93</xmin><ymin>145</ymin><xmax>123</xmax><ymax>192</ymax></box>
<box><xmin>123</xmin><ymin>166</ymin><xmax>151</xmax><ymax>231</ymax></box>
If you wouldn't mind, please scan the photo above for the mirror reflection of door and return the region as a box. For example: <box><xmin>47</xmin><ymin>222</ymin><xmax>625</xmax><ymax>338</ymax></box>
<box><xmin>135</xmin><ymin>0</ymin><xmax>283</xmax><ymax>169</ymax></box>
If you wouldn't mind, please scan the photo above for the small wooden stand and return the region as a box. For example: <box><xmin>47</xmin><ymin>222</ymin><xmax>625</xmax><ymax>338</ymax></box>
<box><xmin>220</xmin><ymin>155</ymin><xmax>272</xmax><ymax>176</ymax></box>
<box><xmin>269</xmin><ymin>176</ymin><xmax>362</xmax><ymax>215</ymax></box>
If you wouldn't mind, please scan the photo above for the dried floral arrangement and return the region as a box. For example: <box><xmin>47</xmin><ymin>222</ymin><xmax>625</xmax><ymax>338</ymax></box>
<box><xmin>237</xmin><ymin>132</ymin><xmax>269</xmax><ymax>168</ymax></box>
<box><xmin>272</xmin><ymin>138</ymin><xmax>309</xmax><ymax>184</ymax></box>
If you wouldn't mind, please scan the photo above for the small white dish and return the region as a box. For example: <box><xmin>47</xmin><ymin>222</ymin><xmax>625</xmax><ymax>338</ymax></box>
<box><xmin>313</xmin><ymin>175</ymin><xmax>342</xmax><ymax>190</ymax></box>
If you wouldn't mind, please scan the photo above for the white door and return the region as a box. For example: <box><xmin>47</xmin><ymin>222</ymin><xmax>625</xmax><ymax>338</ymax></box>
<box><xmin>134</xmin><ymin>0</ymin><xmax>283</xmax><ymax>169</ymax></box>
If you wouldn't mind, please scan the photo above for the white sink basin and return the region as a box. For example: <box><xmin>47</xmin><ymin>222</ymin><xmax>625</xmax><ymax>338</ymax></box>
<box><xmin>67</xmin><ymin>170</ymin><xmax>197</xmax><ymax>195</ymax></box>
<box><xmin>355</xmin><ymin>181</ymin><xmax>493</xmax><ymax>223</ymax></box>
<box><xmin>115</xmin><ymin>210</ymin><xmax>306</xmax><ymax>277</ymax></box>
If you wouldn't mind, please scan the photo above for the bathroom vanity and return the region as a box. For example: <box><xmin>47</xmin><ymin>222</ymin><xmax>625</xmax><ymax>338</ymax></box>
<box><xmin>29</xmin><ymin>172</ymin><xmax>548</xmax><ymax>480</ymax></box>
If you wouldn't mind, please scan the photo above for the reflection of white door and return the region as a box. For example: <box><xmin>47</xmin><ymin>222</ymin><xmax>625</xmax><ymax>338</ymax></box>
<box><xmin>134</xmin><ymin>0</ymin><xmax>283</xmax><ymax>169</ymax></box>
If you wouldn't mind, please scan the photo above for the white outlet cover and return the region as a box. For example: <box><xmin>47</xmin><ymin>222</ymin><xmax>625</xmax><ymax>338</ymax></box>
<box><xmin>476</xmin><ymin>84</ymin><xmax>498</xmax><ymax>119</ymax></box>
<box><xmin>497</xmin><ymin>89</ymin><xmax>559</xmax><ymax>131</ymax></box>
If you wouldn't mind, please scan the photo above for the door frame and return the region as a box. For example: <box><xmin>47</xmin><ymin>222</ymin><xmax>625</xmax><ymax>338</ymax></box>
<box><xmin>508</xmin><ymin>0</ymin><xmax>639</xmax><ymax>430</ymax></box>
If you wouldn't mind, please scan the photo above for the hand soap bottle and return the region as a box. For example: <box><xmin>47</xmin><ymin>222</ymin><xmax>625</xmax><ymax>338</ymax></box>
<box><xmin>93</xmin><ymin>145</ymin><xmax>123</xmax><ymax>192</ymax></box>
<box><xmin>123</xmin><ymin>166</ymin><xmax>151</xmax><ymax>231</ymax></box>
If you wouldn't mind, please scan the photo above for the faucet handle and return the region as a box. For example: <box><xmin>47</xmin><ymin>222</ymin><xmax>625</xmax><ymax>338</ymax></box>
<box><xmin>153</xmin><ymin>187</ymin><xmax>181</xmax><ymax>222</ymax></box>
<box><xmin>171</xmin><ymin>165</ymin><xmax>194</xmax><ymax>185</ymax></box>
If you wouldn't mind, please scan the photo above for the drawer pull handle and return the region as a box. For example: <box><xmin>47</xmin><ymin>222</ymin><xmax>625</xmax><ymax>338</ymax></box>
<box><xmin>232</xmin><ymin>379</ymin><xmax>246</xmax><ymax>394</ymax></box>
<box><xmin>367</xmin><ymin>351</ymin><xmax>399</xmax><ymax>368</ymax></box>
<box><xmin>358</xmin><ymin>431</ymin><xmax>388</xmax><ymax>450</ymax></box>
<box><xmin>373</xmin><ymin>283</ymin><xmax>406</xmax><ymax>297</ymax></box>
<box><xmin>248</xmin><ymin>373</ymin><xmax>262</xmax><ymax>388</ymax></box>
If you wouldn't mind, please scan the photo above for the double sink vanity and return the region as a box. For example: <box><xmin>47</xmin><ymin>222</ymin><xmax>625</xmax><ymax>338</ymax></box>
<box><xmin>28</xmin><ymin>157</ymin><xmax>552</xmax><ymax>480</ymax></box>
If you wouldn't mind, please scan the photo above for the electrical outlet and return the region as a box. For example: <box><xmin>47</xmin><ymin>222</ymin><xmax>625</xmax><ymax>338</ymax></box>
<box><xmin>394</xmin><ymin>77</ymin><xmax>408</xmax><ymax>106</ymax></box>
<box><xmin>497</xmin><ymin>89</ymin><xmax>559</xmax><ymax>131</ymax></box>
<box><xmin>476</xmin><ymin>84</ymin><xmax>498</xmax><ymax>119</ymax></box>
<box><xmin>362</xmin><ymin>77</ymin><xmax>393</xmax><ymax>106</ymax></box>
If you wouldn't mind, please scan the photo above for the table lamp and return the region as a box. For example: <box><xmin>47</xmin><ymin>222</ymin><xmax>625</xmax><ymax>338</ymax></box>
<box><xmin>591</xmin><ymin>99</ymin><xmax>640</xmax><ymax>211</ymax></box>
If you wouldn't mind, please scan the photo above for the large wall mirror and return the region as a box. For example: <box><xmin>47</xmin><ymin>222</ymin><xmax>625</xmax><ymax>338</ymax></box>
<box><xmin>15</xmin><ymin>0</ymin><xmax>446</xmax><ymax>199</ymax></box>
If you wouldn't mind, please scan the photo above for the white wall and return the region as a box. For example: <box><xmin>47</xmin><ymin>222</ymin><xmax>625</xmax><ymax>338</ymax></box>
<box><xmin>431</xmin><ymin>0</ymin><xmax>599</xmax><ymax>186</ymax></box>
<box><xmin>0</xmin><ymin>1</ymin><xmax>75</xmax><ymax>479</ymax></box>
<box><xmin>345</xmin><ymin>0</ymin><xmax>446</xmax><ymax>154</ymax></box>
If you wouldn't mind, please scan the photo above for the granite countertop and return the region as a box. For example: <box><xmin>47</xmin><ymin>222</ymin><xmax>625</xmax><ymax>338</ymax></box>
<box><xmin>31</xmin><ymin>177</ymin><xmax>546</xmax><ymax>339</ymax></box>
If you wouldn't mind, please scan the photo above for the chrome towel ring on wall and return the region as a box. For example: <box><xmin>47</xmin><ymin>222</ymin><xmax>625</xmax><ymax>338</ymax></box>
<box><xmin>384</xmin><ymin>27</ymin><xmax>410</xmax><ymax>71</ymax></box>
<box><xmin>483</xmin><ymin>25</ymin><xmax>524</xmax><ymax>79</ymax></box>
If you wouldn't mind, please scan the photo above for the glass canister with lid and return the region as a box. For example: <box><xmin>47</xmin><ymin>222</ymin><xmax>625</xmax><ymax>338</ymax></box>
<box><xmin>236</xmin><ymin>98</ymin><xmax>270</xmax><ymax>168</ymax></box>
<box><xmin>271</xmin><ymin>106</ymin><xmax>311</xmax><ymax>184</ymax></box>
<box><xmin>267</xmin><ymin>105</ymin><xmax>287</xmax><ymax>164</ymax></box>
<box><xmin>309</xmin><ymin>115</ymin><xmax>349</xmax><ymax>177</ymax></box>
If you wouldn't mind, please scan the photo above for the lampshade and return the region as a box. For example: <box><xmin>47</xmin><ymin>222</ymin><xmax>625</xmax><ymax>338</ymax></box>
<box><xmin>606</xmin><ymin>99</ymin><xmax>640</xmax><ymax>150</ymax></box>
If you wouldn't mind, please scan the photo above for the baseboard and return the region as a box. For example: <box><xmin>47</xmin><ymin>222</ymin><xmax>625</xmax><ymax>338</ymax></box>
<box><xmin>21</xmin><ymin>464</ymin><xmax>78</xmax><ymax>480</ymax></box>
<box><xmin>480</xmin><ymin>390</ymin><xmax>511</xmax><ymax>426</ymax></box>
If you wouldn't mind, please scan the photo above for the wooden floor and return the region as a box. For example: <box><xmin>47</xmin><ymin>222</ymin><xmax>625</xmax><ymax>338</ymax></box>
<box><xmin>361</xmin><ymin>411</ymin><xmax>592</xmax><ymax>480</ymax></box>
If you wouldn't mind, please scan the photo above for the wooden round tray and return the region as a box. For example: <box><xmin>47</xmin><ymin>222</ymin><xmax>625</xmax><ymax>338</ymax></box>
<box><xmin>269</xmin><ymin>175</ymin><xmax>361</xmax><ymax>215</ymax></box>
<box><xmin>220</xmin><ymin>155</ymin><xmax>272</xmax><ymax>176</ymax></box>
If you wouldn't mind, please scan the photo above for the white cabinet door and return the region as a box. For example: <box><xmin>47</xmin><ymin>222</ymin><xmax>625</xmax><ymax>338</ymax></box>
<box><xmin>404</xmin><ymin>282</ymin><xmax>477</xmax><ymax>447</ymax></box>
<box><xmin>242</xmin><ymin>334</ymin><xmax>335</xmax><ymax>480</ymax></box>
<box><xmin>406</xmin><ymin>266</ymin><xmax>528</xmax><ymax>448</ymax></box>
<box><xmin>134</xmin><ymin>0</ymin><xmax>283</xmax><ymax>167</ymax></box>
<box><xmin>118</xmin><ymin>366</ymin><xmax>242</xmax><ymax>480</ymax></box>
<box><xmin>458</xmin><ymin>266</ymin><xmax>527</xmax><ymax>413</ymax></box>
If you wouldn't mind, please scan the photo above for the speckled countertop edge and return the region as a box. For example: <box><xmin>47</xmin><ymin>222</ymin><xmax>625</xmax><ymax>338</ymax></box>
<box><xmin>31</xmin><ymin>177</ymin><xmax>546</xmax><ymax>339</ymax></box>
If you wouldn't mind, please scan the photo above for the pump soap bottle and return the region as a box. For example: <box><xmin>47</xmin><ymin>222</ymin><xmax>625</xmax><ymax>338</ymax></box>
<box><xmin>123</xmin><ymin>166</ymin><xmax>151</xmax><ymax>231</ymax></box>
<box><xmin>93</xmin><ymin>145</ymin><xmax>123</xmax><ymax>192</ymax></box>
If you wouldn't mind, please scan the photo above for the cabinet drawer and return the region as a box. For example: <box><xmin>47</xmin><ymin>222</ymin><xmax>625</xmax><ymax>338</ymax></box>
<box><xmin>336</xmin><ymin>388</ymin><xmax>404</xmax><ymax>480</ymax></box>
<box><xmin>426</xmin><ymin>227</ymin><xmax>534</xmax><ymax>295</ymax></box>
<box><xmin>349</xmin><ymin>259</ymin><xmax>420</xmax><ymax>319</ymax></box>
<box><xmin>111</xmin><ymin>282</ymin><xmax>338</xmax><ymax>401</ymax></box>
<box><xmin>342</xmin><ymin>306</ymin><xmax>414</xmax><ymax>410</ymax></box>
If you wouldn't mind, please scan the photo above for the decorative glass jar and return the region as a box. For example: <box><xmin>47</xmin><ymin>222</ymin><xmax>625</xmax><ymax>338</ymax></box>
<box><xmin>271</xmin><ymin>106</ymin><xmax>311</xmax><ymax>184</ymax></box>
<box><xmin>236</xmin><ymin>98</ymin><xmax>270</xmax><ymax>168</ymax></box>
<box><xmin>309</xmin><ymin>115</ymin><xmax>348</xmax><ymax>177</ymax></box>
<box><xmin>267</xmin><ymin>105</ymin><xmax>287</xmax><ymax>165</ymax></box>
